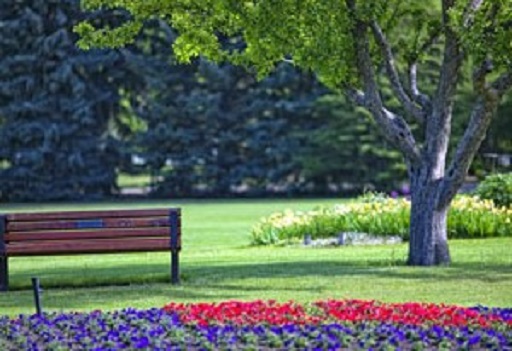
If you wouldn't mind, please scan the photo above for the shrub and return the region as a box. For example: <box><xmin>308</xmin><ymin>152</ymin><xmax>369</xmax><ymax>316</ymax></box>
<box><xmin>250</xmin><ymin>195</ymin><xmax>511</xmax><ymax>245</ymax></box>
<box><xmin>333</xmin><ymin>196</ymin><xmax>410</xmax><ymax>239</ymax></box>
<box><xmin>475</xmin><ymin>173</ymin><xmax>512</xmax><ymax>207</ymax></box>
<box><xmin>250</xmin><ymin>208</ymin><xmax>344</xmax><ymax>245</ymax></box>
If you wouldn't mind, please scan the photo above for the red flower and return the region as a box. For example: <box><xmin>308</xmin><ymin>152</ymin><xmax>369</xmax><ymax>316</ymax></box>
<box><xmin>162</xmin><ymin>299</ymin><xmax>510</xmax><ymax>329</ymax></box>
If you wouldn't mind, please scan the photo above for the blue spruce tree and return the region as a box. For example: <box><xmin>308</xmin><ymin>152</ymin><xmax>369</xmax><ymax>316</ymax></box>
<box><xmin>0</xmin><ymin>0</ymin><xmax>124</xmax><ymax>201</ymax></box>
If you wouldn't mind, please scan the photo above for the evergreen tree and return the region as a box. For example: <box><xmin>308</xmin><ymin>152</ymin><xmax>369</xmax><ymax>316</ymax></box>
<box><xmin>122</xmin><ymin>21</ymin><xmax>205</xmax><ymax>196</ymax></box>
<box><xmin>240</xmin><ymin>62</ymin><xmax>326</xmax><ymax>196</ymax></box>
<box><xmin>486</xmin><ymin>94</ymin><xmax>512</xmax><ymax>155</ymax></box>
<box><xmin>0</xmin><ymin>0</ymin><xmax>123</xmax><ymax>201</ymax></box>
<box><xmin>298</xmin><ymin>95</ymin><xmax>407</xmax><ymax>194</ymax></box>
<box><xmin>127</xmin><ymin>25</ymin><xmax>325</xmax><ymax>197</ymax></box>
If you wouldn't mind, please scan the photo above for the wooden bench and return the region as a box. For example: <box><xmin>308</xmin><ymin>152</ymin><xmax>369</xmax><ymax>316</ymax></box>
<box><xmin>0</xmin><ymin>208</ymin><xmax>181</xmax><ymax>291</ymax></box>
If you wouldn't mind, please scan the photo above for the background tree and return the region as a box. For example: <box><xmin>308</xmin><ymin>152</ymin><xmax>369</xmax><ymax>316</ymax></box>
<box><xmin>481</xmin><ymin>95</ymin><xmax>512</xmax><ymax>171</ymax></box>
<box><xmin>0</xmin><ymin>0</ymin><xmax>127</xmax><ymax>201</ymax></box>
<box><xmin>118</xmin><ymin>20</ymin><xmax>201</xmax><ymax>196</ymax></box>
<box><xmin>299</xmin><ymin>95</ymin><xmax>407</xmax><ymax>194</ymax></box>
<box><xmin>125</xmin><ymin>24</ymin><xmax>326</xmax><ymax>197</ymax></box>
<box><xmin>126</xmin><ymin>24</ymin><xmax>418</xmax><ymax>197</ymax></box>
<box><xmin>229</xmin><ymin>61</ymin><xmax>326</xmax><ymax>196</ymax></box>
<box><xmin>78</xmin><ymin>0</ymin><xmax>512</xmax><ymax>266</ymax></box>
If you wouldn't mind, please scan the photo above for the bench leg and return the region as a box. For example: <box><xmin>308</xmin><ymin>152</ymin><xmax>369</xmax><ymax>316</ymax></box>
<box><xmin>171</xmin><ymin>250</ymin><xmax>179</xmax><ymax>285</ymax></box>
<box><xmin>0</xmin><ymin>256</ymin><xmax>7</xmax><ymax>292</ymax></box>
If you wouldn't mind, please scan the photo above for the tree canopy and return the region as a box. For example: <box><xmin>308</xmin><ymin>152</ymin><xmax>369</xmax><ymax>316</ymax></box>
<box><xmin>77</xmin><ymin>0</ymin><xmax>512</xmax><ymax>265</ymax></box>
<box><xmin>77</xmin><ymin>0</ymin><xmax>512</xmax><ymax>174</ymax></box>
<box><xmin>77</xmin><ymin>1</ymin><xmax>511</xmax><ymax>81</ymax></box>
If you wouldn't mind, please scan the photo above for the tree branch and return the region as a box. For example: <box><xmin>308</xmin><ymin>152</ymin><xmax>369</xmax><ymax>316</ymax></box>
<box><xmin>423</xmin><ymin>0</ymin><xmax>464</xmax><ymax>183</ymax></box>
<box><xmin>472</xmin><ymin>58</ymin><xmax>493</xmax><ymax>90</ymax></box>
<box><xmin>345</xmin><ymin>0</ymin><xmax>421</xmax><ymax>165</ymax></box>
<box><xmin>408</xmin><ymin>63</ymin><xmax>432</xmax><ymax>113</ymax></box>
<box><xmin>438</xmin><ymin>97</ymin><xmax>499</xmax><ymax>208</ymax></box>
<box><xmin>433</xmin><ymin>1</ymin><xmax>464</xmax><ymax>115</ymax></box>
<box><xmin>344</xmin><ymin>86</ymin><xmax>366</xmax><ymax>107</ymax></box>
<box><xmin>370</xmin><ymin>21</ymin><xmax>426</xmax><ymax>123</ymax></box>
<box><xmin>463</xmin><ymin>0</ymin><xmax>485</xmax><ymax>27</ymax></box>
<box><xmin>406</xmin><ymin>26</ymin><xmax>440</xmax><ymax>113</ymax></box>
<box><xmin>439</xmin><ymin>68</ymin><xmax>512</xmax><ymax>207</ymax></box>
<box><xmin>491</xmin><ymin>71</ymin><xmax>512</xmax><ymax>94</ymax></box>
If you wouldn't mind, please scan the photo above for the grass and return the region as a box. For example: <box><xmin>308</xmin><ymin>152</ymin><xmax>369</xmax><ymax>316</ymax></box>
<box><xmin>117</xmin><ymin>173</ymin><xmax>152</xmax><ymax>188</ymax></box>
<box><xmin>0</xmin><ymin>199</ymin><xmax>511</xmax><ymax>316</ymax></box>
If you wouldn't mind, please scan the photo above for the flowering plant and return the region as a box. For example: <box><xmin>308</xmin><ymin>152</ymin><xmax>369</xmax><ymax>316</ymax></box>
<box><xmin>251</xmin><ymin>195</ymin><xmax>512</xmax><ymax>244</ymax></box>
<box><xmin>1</xmin><ymin>300</ymin><xmax>510</xmax><ymax>350</ymax></box>
<box><xmin>163</xmin><ymin>299</ymin><xmax>512</xmax><ymax>329</ymax></box>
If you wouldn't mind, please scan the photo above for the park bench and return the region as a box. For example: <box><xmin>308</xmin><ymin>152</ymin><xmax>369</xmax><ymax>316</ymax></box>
<box><xmin>0</xmin><ymin>208</ymin><xmax>181</xmax><ymax>291</ymax></box>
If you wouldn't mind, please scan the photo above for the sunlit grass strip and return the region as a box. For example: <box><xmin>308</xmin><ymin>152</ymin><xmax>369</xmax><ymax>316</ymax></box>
<box><xmin>251</xmin><ymin>195</ymin><xmax>512</xmax><ymax>244</ymax></box>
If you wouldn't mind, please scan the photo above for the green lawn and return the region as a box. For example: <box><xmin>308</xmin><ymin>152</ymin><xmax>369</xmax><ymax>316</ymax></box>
<box><xmin>0</xmin><ymin>199</ymin><xmax>511</xmax><ymax>316</ymax></box>
<box><xmin>117</xmin><ymin>173</ymin><xmax>152</xmax><ymax>188</ymax></box>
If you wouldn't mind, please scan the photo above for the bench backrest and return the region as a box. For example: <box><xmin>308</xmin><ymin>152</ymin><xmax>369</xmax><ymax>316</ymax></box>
<box><xmin>1</xmin><ymin>208</ymin><xmax>181</xmax><ymax>257</ymax></box>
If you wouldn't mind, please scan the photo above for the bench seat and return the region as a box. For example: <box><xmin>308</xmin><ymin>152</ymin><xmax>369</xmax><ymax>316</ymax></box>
<box><xmin>0</xmin><ymin>208</ymin><xmax>181</xmax><ymax>291</ymax></box>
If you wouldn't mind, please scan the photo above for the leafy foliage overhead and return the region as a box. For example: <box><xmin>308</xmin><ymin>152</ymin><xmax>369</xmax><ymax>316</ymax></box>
<box><xmin>77</xmin><ymin>1</ymin><xmax>512</xmax><ymax>87</ymax></box>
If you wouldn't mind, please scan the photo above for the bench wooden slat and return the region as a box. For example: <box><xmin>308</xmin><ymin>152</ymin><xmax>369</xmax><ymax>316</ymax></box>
<box><xmin>5</xmin><ymin>227</ymin><xmax>171</xmax><ymax>242</ymax></box>
<box><xmin>6</xmin><ymin>238</ymin><xmax>172</xmax><ymax>256</ymax></box>
<box><xmin>6</xmin><ymin>217</ymin><xmax>171</xmax><ymax>232</ymax></box>
<box><xmin>6</xmin><ymin>209</ymin><xmax>172</xmax><ymax>222</ymax></box>
<box><xmin>0</xmin><ymin>208</ymin><xmax>181</xmax><ymax>291</ymax></box>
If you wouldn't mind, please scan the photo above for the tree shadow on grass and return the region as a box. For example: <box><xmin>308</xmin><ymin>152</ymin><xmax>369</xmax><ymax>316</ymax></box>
<box><xmin>2</xmin><ymin>259</ymin><xmax>510</xmax><ymax>312</ymax></box>
<box><xmin>8</xmin><ymin>258</ymin><xmax>511</xmax><ymax>291</ymax></box>
<box><xmin>185</xmin><ymin>260</ymin><xmax>512</xmax><ymax>284</ymax></box>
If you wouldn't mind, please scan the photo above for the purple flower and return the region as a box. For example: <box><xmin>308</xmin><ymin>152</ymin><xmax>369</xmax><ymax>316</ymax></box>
<box><xmin>134</xmin><ymin>336</ymin><xmax>150</xmax><ymax>349</ymax></box>
<box><xmin>1</xmin><ymin>305</ymin><xmax>511</xmax><ymax>350</ymax></box>
<box><xmin>468</xmin><ymin>335</ymin><xmax>481</xmax><ymax>345</ymax></box>
<box><xmin>400</xmin><ymin>184</ymin><xmax>411</xmax><ymax>195</ymax></box>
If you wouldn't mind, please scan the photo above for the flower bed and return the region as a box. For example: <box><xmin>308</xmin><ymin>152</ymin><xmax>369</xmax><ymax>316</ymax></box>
<box><xmin>1</xmin><ymin>300</ymin><xmax>510</xmax><ymax>350</ymax></box>
<box><xmin>251</xmin><ymin>194</ymin><xmax>512</xmax><ymax>245</ymax></box>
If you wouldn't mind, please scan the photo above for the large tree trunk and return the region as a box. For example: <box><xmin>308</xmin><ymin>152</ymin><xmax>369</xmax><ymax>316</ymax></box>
<box><xmin>343</xmin><ymin>0</ymin><xmax>511</xmax><ymax>267</ymax></box>
<box><xmin>407</xmin><ymin>176</ymin><xmax>451</xmax><ymax>266</ymax></box>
